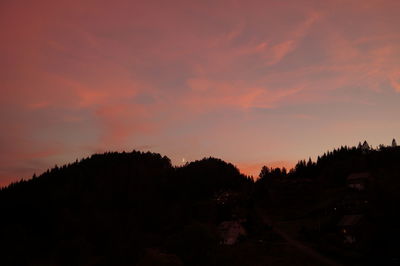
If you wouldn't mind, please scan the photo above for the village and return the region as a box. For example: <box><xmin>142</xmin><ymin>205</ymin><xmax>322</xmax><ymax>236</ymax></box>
<box><xmin>212</xmin><ymin>139</ymin><xmax>400</xmax><ymax>264</ymax></box>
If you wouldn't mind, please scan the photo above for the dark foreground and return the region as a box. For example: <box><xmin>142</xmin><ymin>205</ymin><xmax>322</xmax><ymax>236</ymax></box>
<box><xmin>1</xmin><ymin>143</ymin><xmax>399</xmax><ymax>265</ymax></box>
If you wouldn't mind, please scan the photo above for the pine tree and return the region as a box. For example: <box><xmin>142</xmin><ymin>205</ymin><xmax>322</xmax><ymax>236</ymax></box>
<box><xmin>357</xmin><ymin>142</ymin><xmax>362</xmax><ymax>149</ymax></box>
<box><xmin>362</xmin><ymin>140</ymin><xmax>370</xmax><ymax>150</ymax></box>
<box><xmin>307</xmin><ymin>157</ymin><xmax>313</xmax><ymax>167</ymax></box>
<box><xmin>392</xmin><ymin>138</ymin><xmax>397</xmax><ymax>147</ymax></box>
<box><xmin>259</xmin><ymin>166</ymin><xmax>270</xmax><ymax>179</ymax></box>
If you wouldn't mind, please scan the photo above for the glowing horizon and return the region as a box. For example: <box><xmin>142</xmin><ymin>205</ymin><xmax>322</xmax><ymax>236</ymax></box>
<box><xmin>1</xmin><ymin>0</ymin><xmax>400</xmax><ymax>185</ymax></box>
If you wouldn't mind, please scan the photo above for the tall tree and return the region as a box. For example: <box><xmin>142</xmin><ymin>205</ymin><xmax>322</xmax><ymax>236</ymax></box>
<box><xmin>259</xmin><ymin>166</ymin><xmax>270</xmax><ymax>179</ymax></box>
<box><xmin>392</xmin><ymin>138</ymin><xmax>397</xmax><ymax>147</ymax></box>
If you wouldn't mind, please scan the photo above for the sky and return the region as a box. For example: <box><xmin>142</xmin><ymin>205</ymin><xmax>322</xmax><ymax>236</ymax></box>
<box><xmin>1</xmin><ymin>0</ymin><xmax>400</xmax><ymax>186</ymax></box>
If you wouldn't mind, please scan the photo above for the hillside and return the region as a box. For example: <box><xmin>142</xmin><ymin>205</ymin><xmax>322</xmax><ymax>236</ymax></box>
<box><xmin>1</xmin><ymin>144</ymin><xmax>400</xmax><ymax>265</ymax></box>
<box><xmin>255</xmin><ymin>143</ymin><xmax>400</xmax><ymax>265</ymax></box>
<box><xmin>0</xmin><ymin>151</ymin><xmax>253</xmax><ymax>266</ymax></box>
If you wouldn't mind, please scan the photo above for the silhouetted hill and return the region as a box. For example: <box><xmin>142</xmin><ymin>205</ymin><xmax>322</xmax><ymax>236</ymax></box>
<box><xmin>256</xmin><ymin>143</ymin><xmax>400</xmax><ymax>264</ymax></box>
<box><xmin>1</xmin><ymin>144</ymin><xmax>400</xmax><ymax>265</ymax></box>
<box><xmin>175</xmin><ymin>158</ymin><xmax>250</xmax><ymax>200</ymax></box>
<box><xmin>0</xmin><ymin>151</ymin><xmax>251</xmax><ymax>266</ymax></box>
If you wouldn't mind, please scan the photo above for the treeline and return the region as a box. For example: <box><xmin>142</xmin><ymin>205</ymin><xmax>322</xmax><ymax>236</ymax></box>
<box><xmin>0</xmin><ymin>151</ymin><xmax>253</xmax><ymax>266</ymax></box>
<box><xmin>256</xmin><ymin>140</ymin><xmax>400</xmax><ymax>263</ymax></box>
<box><xmin>0</xmin><ymin>141</ymin><xmax>399</xmax><ymax>265</ymax></box>
<box><xmin>258</xmin><ymin>140</ymin><xmax>400</xmax><ymax>185</ymax></box>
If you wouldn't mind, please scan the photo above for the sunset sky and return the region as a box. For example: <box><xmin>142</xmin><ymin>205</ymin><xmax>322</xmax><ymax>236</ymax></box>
<box><xmin>1</xmin><ymin>0</ymin><xmax>400</xmax><ymax>185</ymax></box>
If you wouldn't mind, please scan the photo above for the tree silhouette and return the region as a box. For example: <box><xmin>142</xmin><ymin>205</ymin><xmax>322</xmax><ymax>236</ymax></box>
<box><xmin>392</xmin><ymin>138</ymin><xmax>397</xmax><ymax>147</ymax></box>
<box><xmin>1</xmin><ymin>142</ymin><xmax>399</xmax><ymax>265</ymax></box>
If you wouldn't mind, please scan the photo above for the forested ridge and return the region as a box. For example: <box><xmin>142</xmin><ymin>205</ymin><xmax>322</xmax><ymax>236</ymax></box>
<box><xmin>1</xmin><ymin>142</ymin><xmax>399</xmax><ymax>265</ymax></box>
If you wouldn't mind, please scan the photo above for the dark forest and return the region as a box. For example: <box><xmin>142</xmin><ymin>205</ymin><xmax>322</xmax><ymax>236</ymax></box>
<box><xmin>1</xmin><ymin>141</ymin><xmax>399</xmax><ymax>265</ymax></box>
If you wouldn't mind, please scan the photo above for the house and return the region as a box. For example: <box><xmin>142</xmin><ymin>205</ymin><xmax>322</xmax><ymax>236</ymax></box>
<box><xmin>218</xmin><ymin>220</ymin><xmax>247</xmax><ymax>245</ymax></box>
<box><xmin>347</xmin><ymin>172</ymin><xmax>372</xmax><ymax>191</ymax></box>
<box><xmin>337</xmin><ymin>214</ymin><xmax>364</xmax><ymax>244</ymax></box>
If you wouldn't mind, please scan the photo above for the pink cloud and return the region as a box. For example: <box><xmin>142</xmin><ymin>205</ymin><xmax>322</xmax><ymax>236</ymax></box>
<box><xmin>267</xmin><ymin>40</ymin><xmax>296</xmax><ymax>65</ymax></box>
<box><xmin>94</xmin><ymin>103</ymin><xmax>156</xmax><ymax>148</ymax></box>
<box><xmin>265</xmin><ymin>11</ymin><xmax>321</xmax><ymax>65</ymax></box>
<box><xmin>390</xmin><ymin>71</ymin><xmax>400</xmax><ymax>92</ymax></box>
<box><xmin>185</xmin><ymin>77</ymin><xmax>308</xmax><ymax>111</ymax></box>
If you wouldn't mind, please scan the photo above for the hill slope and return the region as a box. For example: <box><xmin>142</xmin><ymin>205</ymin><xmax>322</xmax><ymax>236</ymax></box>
<box><xmin>0</xmin><ymin>151</ymin><xmax>251</xmax><ymax>266</ymax></box>
<box><xmin>1</xmin><ymin>145</ymin><xmax>400</xmax><ymax>265</ymax></box>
